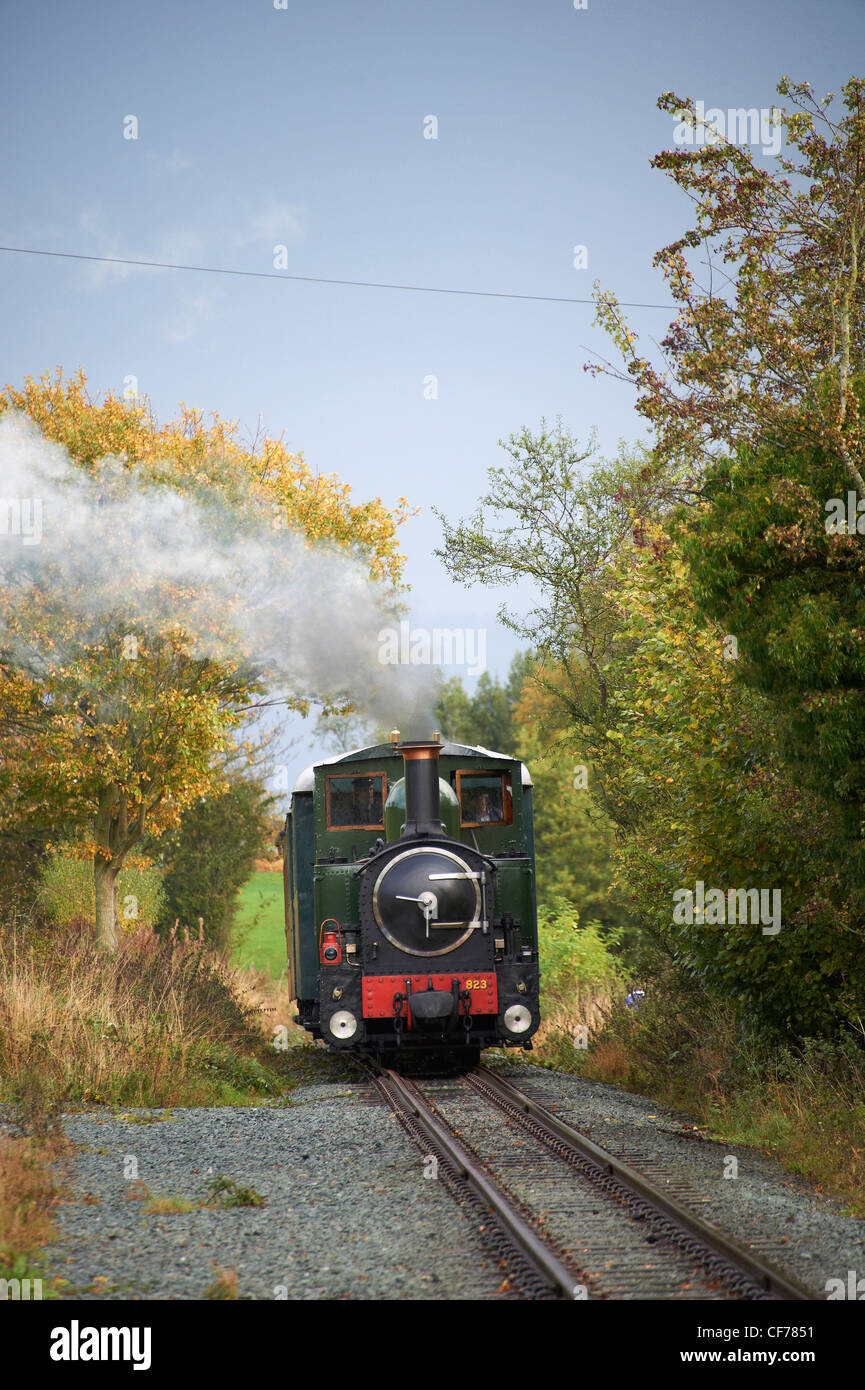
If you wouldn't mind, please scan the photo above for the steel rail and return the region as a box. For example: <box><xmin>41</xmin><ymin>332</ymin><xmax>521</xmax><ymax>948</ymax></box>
<box><xmin>369</xmin><ymin>1062</ymin><xmax>585</xmax><ymax>1299</ymax></box>
<box><xmin>471</xmin><ymin>1066</ymin><xmax>814</xmax><ymax>1302</ymax></box>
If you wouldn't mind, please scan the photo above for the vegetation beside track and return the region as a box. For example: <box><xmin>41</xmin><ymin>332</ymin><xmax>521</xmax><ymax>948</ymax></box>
<box><xmin>530</xmin><ymin>973</ymin><xmax>865</xmax><ymax>1218</ymax></box>
<box><xmin>433</xmin><ymin>75</ymin><xmax>865</xmax><ymax>1225</ymax></box>
<box><xmin>0</xmin><ymin>911</ymin><xmax>347</xmax><ymax>1283</ymax></box>
<box><xmin>0</xmin><ymin>1130</ymin><xmax>65</xmax><ymax>1295</ymax></box>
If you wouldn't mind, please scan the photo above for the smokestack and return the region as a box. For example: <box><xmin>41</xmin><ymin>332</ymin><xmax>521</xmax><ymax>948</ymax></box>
<box><xmin>400</xmin><ymin>740</ymin><xmax>444</xmax><ymax>838</ymax></box>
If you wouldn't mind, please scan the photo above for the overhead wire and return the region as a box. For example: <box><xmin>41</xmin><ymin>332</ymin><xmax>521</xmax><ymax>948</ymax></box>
<box><xmin>0</xmin><ymin>244</ymin><xmax>674</xmax><ymax>310</ymax></box>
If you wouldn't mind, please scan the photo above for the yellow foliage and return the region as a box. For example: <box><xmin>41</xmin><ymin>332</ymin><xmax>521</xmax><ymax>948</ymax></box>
<box><xmin>0</xmin><ymin>369</ymin><xmax>415</xmax><ymax>944</ymax></box>
<box><xmin>0</xmin><ymin>367</ymin><xmax>413</xmax><ymax>584</ymax></box>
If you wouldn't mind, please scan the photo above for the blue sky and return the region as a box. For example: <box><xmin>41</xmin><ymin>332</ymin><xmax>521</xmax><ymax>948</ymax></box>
<box><xmin>2</xmin><ymin>0</ymin><xmax>861</xmax><ymax>784</ymax></box>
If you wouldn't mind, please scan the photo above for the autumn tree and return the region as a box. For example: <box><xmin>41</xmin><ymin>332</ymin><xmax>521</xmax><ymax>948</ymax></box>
<box><xmin>590</xmin><ymin>78</ymin><xmax>865</xmax><ymax>497</ymax></box>
<box><xmin>0</xmin><ymin>370</ymin><xmax>412</xmax><ymax>950</ymax></box>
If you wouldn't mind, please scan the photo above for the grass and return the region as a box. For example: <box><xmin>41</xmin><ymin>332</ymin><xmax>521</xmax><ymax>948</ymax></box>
<box><xmin>0</xmin><ymin>1132</ymin><xmax>66</xmax><ymax>1293</ymax></box>
<box><xmin>0</xmin><ymin>859</ymin><xmax>340</xmax><ymax>1294</ymax></box>
<box><xmin>125</xmin><ymin>1174</ymin><xmax>267</xmax><ymax>1217</ymax></box>
<box><xmin>0</xmin><ymin>921</ymin><xmax>315</xmax><ymax>1128</ymax></box>
<box><xmin>0</xmin><ymin>914</ymin><xmax>331</xmax><ymax>1286</ymax></box>
<box><xmin>706</xmin><ymin>1042</ymin><xmax>865</xmax><ymax>1214</ymax></box>
<box><xmin>38</xmin><ymin>853</ymin><xmax>164</xmax><ymax>934</ymax></box>
<box><xmin>205</xmin><ymin>1266</ymin><xmax>239</xmax><ymax>1300</ymax></box>
<box><xmin>204</xmin><ymin>1175</ymin><xmax>266</xmax><ymax>1208</ymax></box>
<box><xmin>143</xmin><ymin>1192</ymin><xmax>197</xmax><ymax>1215</ymax></box>
<box><xmin>232</xmin><ymin>872</ymin><xmax>287</xmax><ymax>980</ymax></box>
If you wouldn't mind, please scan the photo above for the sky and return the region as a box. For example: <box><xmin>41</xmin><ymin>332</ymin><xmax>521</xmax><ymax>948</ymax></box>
<box><xmin>1</xmin><ymin>0</ymin><xmax>862</xmax><ymax>792</ymax></box>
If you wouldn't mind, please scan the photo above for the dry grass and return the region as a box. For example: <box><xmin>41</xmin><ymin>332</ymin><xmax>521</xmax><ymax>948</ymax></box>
<box><xmin>231</xmin><ymin>960</ymin><xmax>303</xmax><ymax>1047</ymax></box>
<box><xmin>0</xmin><ymin>1130</ymin><xmax>66</xmax><ymax>1278</ymax></box>
<box><xmin>204</xmin><ymin>1266</ymin><xmax>239</xmax><ymax>1300</ymax></box>
<box><xmin>0</xmin><ymin>923</ymin><xmax>285</xmax><ymax>1127</ymax></box>
<box><xmin>534</xmin><ymin>985</ymin><xmax>614</xmax><ymax>1052</ymax></box>
<box><xmin>0</xmin><ymin>918</ymin><xmax>314</xmax><ymax>1289</ymax></box>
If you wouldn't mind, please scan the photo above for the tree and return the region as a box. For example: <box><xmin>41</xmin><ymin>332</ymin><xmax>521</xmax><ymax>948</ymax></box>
<box><xmin>435</xmin><ymin>423</ymin><xmax>665</xmax><ymax>746</ymax></box>
<box><xmin>435</xmin><ymin>433</ymin><xmax>660</xmax><ymax>939</ymax></box>
<box><xmin>154</xmin><ymin>775</ymin><xmax>273</xmax><ymax>951</ymax></box>
<box><xmin>679</xmin><ymin>396</ymin><xmax>865</xmax><ymax>883</ymax></box>
<box><xmin>0</xmin><ymin>370</ymin><xmax>412</xmax><ymax>950</ymax></box>
<box><xmin>434</xmin><ymin>411</ymin><xmax>865</xmax><ymax>1034</ymax></box>
<box><xmin>433</xmin><ymin>656</ymin><xmax>530</xmax><ymax>752</ymax></box>
<box><xmin>590</xmin><ymin>78</ymin><xmax>865</xmax><ymax>498</ymax></box>
<box><xmin>596</xmin><ymin>523</ymin><xmax>865</xmax><ymax>1036</ymax></box>
<box><xmin>511</xmin><ymin>668</ymin><xmax>622</xmax><ymax>932</ymax></box>
<box><xmin>569</xmin><ymin>74</ymin><xmax>865</xmax><ymax>1034</ymax></box>
<box><xmin>312</xmin><ymin>708</ymin><xmax>380</xmax><ymax>754</ymax></box>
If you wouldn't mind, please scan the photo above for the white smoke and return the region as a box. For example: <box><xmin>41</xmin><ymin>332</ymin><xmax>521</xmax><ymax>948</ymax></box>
<box><xmin>0</xmin><ymin>412</ymin><xmax>438</xmax><ymax>734</ymax></box>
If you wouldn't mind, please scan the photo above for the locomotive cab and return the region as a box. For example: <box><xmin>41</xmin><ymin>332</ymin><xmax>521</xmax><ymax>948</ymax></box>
<box><xmin>284</xmin><ymin>735</ymin><xmax>539</xmax><ymax>1058</ymax></box>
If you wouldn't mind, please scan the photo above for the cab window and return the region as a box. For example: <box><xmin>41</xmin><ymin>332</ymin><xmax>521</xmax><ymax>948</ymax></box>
<box><xmin>456</xmin><ymin>771</ymin><xmax>513</xmax><ymax>827</ymax></box>
<box><xmin>325</xmin><ymin>773</ymin><xmax>386</xmax><ymax>829</ymax></box>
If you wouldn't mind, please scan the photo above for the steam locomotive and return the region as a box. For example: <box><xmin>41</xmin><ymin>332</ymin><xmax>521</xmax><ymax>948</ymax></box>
<box><xmin>283</xmin><ymin>734</ymin><xmax>540</xmax><ymax>1059</ymax></box>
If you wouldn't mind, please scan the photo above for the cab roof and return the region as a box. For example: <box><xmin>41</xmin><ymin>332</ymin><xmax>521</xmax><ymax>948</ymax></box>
<box><xmin>292</xmin><ymin>741</ymin><xmax>533</xmax><ymax>794</ymax></box>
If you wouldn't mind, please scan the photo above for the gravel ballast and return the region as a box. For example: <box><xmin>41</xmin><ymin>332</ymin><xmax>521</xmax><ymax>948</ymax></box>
<box><xmin>39</xmin><ymin>1061</ymin><xmax>865</xmax><ymax>1300</ymax></box>
<box><xmin>505</xmin><ymin>1063</ymin><xmax>865</xmax><ymax>1299</ymax></box>
<box><xmin>45</xmin><ymin>1083</ymin><xmax>511</xmax><ymax>1300</ymax></box>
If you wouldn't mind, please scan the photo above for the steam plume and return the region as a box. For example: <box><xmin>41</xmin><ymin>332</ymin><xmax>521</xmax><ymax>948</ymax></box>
<box><xmin>0</xmin><ymin>413</ymin><xmax>438</xmax><ymax>735</ymax></box>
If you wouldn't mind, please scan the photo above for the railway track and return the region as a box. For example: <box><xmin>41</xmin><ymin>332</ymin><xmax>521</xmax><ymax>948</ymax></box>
<box><xmin>364</xmin><ymin>1060</ymin><xmax>814</xmax><ymax>1302</ymax></box>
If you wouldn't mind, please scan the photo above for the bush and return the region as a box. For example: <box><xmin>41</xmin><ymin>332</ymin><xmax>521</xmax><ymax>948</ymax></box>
<box><xmin>535</xmin><ymin>897</ymin><xmax>624</xmax><ymax>1054</ymax></box>
<box><xmin>539</xmin><ymin>898</ymin><xmax>623</xmax><ymax>994</ymax></box>
<box><xmin>153</xmin><ymin>777</ymin><xmax>272</xmax><ymax>950</ymax></box>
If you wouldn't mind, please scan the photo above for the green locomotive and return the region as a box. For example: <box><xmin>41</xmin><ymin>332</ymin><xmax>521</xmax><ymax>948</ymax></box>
<box><xmin>284</xmin><ymin>733</ymin><xmax>539</xmax><ymax>1059</ymax></box>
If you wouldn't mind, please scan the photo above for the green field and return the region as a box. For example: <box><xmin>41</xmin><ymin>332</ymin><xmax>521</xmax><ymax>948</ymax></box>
<box><xmin>232</xmin><ymin>872</ymin><xmax>287</xmax><ymax>979</ymax></box>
